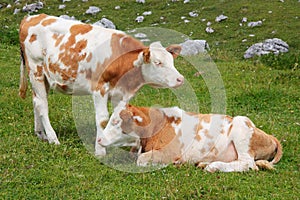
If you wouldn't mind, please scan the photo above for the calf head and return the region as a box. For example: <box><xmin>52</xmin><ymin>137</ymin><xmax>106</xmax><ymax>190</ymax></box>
<box><xmin>99</xmin><ymin>103</ymin><xmax>165</xmax><ymax>147</ymax></box>
<box><xmin>134</xmin><ymin>42</ymin><xmax>184</xmax><ymax>88</ymax></box>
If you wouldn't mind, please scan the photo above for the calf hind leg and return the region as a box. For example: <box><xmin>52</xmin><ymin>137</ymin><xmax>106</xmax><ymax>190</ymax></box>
<box><xmin>205</xmin><ymin>116</ymin><xmax>258</xmax><ymax>172</ymax></box>
<box><xmin>29</xmin><ymin>64</ymin><xmax>60</xmax><ymax>144</ymax></box>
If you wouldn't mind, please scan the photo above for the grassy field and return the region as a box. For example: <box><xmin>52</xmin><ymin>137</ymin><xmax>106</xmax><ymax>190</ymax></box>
<box><xmin>0</xmin><ymin>0</ymin><xmax>299</xmax><ymax>199</ymax></box>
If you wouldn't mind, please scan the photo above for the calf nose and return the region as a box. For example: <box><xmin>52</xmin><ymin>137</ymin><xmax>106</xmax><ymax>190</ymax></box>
<box><xmin>176</xmin><ymin>76</ymin><xmax>184</xmax><ymax>85</ymax></box>
<box><xmin>97</xmin><ymin>138</ymin><xmax>102</xmax><ymax>144</ymax></box>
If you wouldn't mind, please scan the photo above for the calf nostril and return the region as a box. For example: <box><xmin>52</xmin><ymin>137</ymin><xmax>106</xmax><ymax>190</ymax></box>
<box><xmin>97</xmin><ymin>138</ymin><xmax>102</xmax><ymax>143</ymax></box>
<box><xmin>177</xmin><ymin>77</ymin><xmax>184</xmax><ymax>84</ymax></box>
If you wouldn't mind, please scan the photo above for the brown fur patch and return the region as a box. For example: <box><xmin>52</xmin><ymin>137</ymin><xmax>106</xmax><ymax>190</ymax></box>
<box><xmin>53</xmin><ymin>24</ymin><xmax>92</xmax><ymax>82</ymax></box>
<box><xmin>122</xmin><ymin>106</ymin><xmax>180</xmax><ymax>154</ymax></box>
<box><xmin>248</xmin><ymin>127</ymin><xmax>277</xmax><ymax>161</ymax></box>
<box><xmin>29</xmin><ymin>34</ymin><xmax>37</xmax><ymax>43</ymax></box>
<box><xmin>41</xmin><ymin>18</ymin><xmax>57</xmax><ymax>26</ymax></box>
<box><xmin>19</xmin><ymin>14</ymin><xmax>48</xmax><ymax>74</ymax></box>
<box><xmin>194</xmin><ymin>134</ymin><xmax>201</xmax><ymax>141</ymax></box>
<box><xmin>101</xmin><ymin>120</ymin><xmax>108</xmax><ymax>129</ymax></box>
<box><xmin>200</xmin><ymin>114</ymin><xmax>211</xmax><ymax>124</ymax></box>
<box><xmin>34</xmin><ymin>65</ymin><xmax>43</xmax><ymax>78</ymax></box>
<box><xmin>143</xmin><ymin>48</ymin><xmax>151</xmax><ymax>64</ymax></box>
<box><xmin>86</xmin><ymin>52</ymin><xmax>93</xmax><ymax>62</ymax></box>
<box><xmin>75</xmin><ymin>33</ymin><xmax>146</xmax><ymax>96</ymax></box>
<box><xmin>56</xmin><ymin>84</ymin><xmax>69</xmax><ymax>92</ymax></box>
<box><xmin>19</xmin><ymin>14</ymin><xmax>48</xmax><ymax>44</ymax></box>
<box><xmin>90</xmin><ymin>33</ymin><xmax>145</xmax><ymax>94</ymax></box>
<box><xmin>52</xmin><ymin>33</ymin><xmax>64</xmax><ymax>47</ymax></box>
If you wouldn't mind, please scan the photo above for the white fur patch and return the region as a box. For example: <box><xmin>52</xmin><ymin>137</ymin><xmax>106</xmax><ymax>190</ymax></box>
<box><xmin>133</xmin><ymin>115</ymin><xmax>143</xmax><ymax>122</ymax></box>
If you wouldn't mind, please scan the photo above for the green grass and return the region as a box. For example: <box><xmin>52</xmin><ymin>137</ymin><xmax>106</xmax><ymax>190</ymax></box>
<box><xmin>0</xmin><ymin>0</ymin><xmax>299</xmax><ymax>199</ymax></box>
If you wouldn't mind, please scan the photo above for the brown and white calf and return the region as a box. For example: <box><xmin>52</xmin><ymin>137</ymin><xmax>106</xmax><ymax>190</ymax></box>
<box><xmin>19</xmin><ymin>14</ymin><xmax>184</xmax><ymax>155</ymax></box>
<box><xmin>99</xmin><ymin>103</ymin><xmax>282</xmax><ymax>172</ymax></box>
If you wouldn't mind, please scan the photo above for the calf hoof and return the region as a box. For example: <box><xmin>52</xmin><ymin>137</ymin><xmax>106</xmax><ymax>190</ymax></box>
<box><xmin>48</xmin><ymin>138</ymin><xmax>60</xmax><ymax>145</ymax></box>
<box><xmin>137</xmin><ymin>155</ymin><xmax>150</xmax><ymax>167</ymax></box>
<box><xmin>204</xmin><ymin>164</ymin><xmax>218</xmax><ymax>173</ymax></box>
<box><xmin>35</xmin><ymin>131</ymin><xmax>48</xmax><ymax>142</ymax></box>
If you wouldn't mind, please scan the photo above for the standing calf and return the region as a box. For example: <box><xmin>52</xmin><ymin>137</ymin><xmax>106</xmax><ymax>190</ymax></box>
<box><xmin>99</xmin><ymin>103</ymin><xmax>282</xmax><ymax>172</ymax></box>
<box><xmin>19</xmin><ymin>14</ymin><xmax>183</xmax><ymax>155</ymax></box>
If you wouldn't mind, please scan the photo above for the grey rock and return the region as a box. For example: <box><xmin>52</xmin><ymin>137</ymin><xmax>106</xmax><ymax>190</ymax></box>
<box><xmin>22</xmin><ymin>2</ymin><xmax>43</xmax><ymax>12</ymax></box>
<box><xmin>58</xmin><ymin>5</ymin><xmax>66</xmax><ymax>9</ymax></box>
<box><xmin>215</xmin><ymin>14</ymin><xmax>228</xmax><ymax>22</ymax></box>
<box><xmin>85</xmin><ymin>6</ymin><xmax>101</xmax><ymax>15</ymax></box>
<box><xmin>135</xmin><ymin>16</ymin><xmax>144</xmax><ymax>23</ymax></box>
<box><xmin>189</xmin><ymin>11</ymin><xmax>198</xmax><ymax>17</ymax></box>
<box><xmin>93</xmin><ymin>18</ymin><xmax>116</xmax><ymax>29</ymax></box>
<box><xmin>205</xmin><ymin>27</ymin><xmax>214</xmax><ymax>33</ymax></box>
<box><xmin>247</xmin><ymin>20</ymin><xmax>262</xmax><ymax>27</ymax></box>
<box><xmin>59</xmin><ymin>15</ymin><xmax>77</xmax><ymax>21</ymax></box>
<box><xmin>13</xmin><ymin>8</ymin><xmax>20</xmax><ymax>15</ymax></box>
<box><xmin>143</xmin><ymin>11</ymin><xmax>152</xmax><ymax>16</ymax></box>
<box><xmin>179</xmin><ymin>40</ymin><xmax>210</xmax><ymax>56</ymax></box>
<box><xmin>134</xmin><ymin>33</ymin><xmax>147</xmax><ymax>39</ymax></box>
<box><xmin>14</xmin><ymin>0</ymin><xmax>21</xmax><ymax>5</ymax></box>
<box><xmin>244</xmin><ymin>38</ymin><xmax>289</xmax><ymax>59</ymax></box>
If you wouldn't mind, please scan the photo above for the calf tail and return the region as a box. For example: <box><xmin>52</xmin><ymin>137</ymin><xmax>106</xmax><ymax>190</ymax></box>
<box><xmin>19</xmin><ymin>47</ymin><xmax>28</xmax><ymax>99</ymax></box>
<box><xmin>270</xmin><ymin>135</ymin><xmax>283</xmax><ymax>164</ymax></box>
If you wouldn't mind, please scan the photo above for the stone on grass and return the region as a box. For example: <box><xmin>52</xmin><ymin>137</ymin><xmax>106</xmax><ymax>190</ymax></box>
<box><xmin>59</xmin><ymin>15</ymin><xmax>77</xmax><ymax>21</ymax></box>
<box><xmin>93</xmin><ymin>18</ymin><xmax>116</xmax><ymax>29</ymax></box>
<box><xmin>205</xmin><ymin>27</ymin><xmax>214</xmax><ymax>33</ymax></box>
<box><xmin>215</xmin><ymin>14</ymin><xmax>228</xmax><ymax>22</ymax></box>
<box><xmin>143</xmin><ymin>11</ymin><xmax>152</xmax><ymax>16</ymax></box>
<box><xmin>180</xmin><ymin>40</ymin><xmax>210</xmax><ymax>56</ymax></box>
<box><xmin>247</xmin><ymin>20</ymin><xmax>262</xmax><ymax>27</ymax></box>
<box><xmin>134</xmin><ymin>33</ymin><xmax>147</xmax><ymax>39</ymax></box>
<box><xmin>189</xmin><ymin>11</ymin><xmax>198</xmax><ymax>17</ymax></box>
<box><xmin>85</xmin><ymin>6</ymin><xmax>101</xmax><ymax>15</ymax></box>
<box><xmin>22</xmin><ymin>2</ymin><xmax>43</xmax><ymax>12</ymax></box>
<box><xmin>14</xmin><ymin>8</ymin><xmax>20</xmax><ymax>15</ymax></box>
<box><xmin>244</xmin><ymin>38</ymin><xmax>289</xmax><ymax>59</ymax></box>
<box><xmin>135</xmin><ymin>16</ymin><xmax>144</xmax><ymax>23</ymax></box>
<box><xmin>59</xmin><ymin>5</ymin><xmax>66</xmax><ymax>9</ymax></box>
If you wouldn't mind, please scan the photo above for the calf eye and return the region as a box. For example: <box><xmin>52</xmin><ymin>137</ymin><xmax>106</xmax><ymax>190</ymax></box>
<box><xmin>154</xmin><ymin>61</ymin><xmax>162</xmax><ymax>66</ymax></box>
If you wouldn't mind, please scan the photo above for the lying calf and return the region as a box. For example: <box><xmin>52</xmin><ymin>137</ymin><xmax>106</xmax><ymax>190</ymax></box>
<box><xmin>99</xmin><ymin>102</ymin><xmax>282</xmax><ymax>172</ymax></box>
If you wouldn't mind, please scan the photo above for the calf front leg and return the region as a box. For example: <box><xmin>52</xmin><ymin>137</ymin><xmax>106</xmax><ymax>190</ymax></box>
<box><xmin>137</xmin><ymin>151</ymin><xmax>170</xmax><ymax>167</ymax></box>
<box><xmin>93</xmin><ymin>92</ymin><xmax>109</xmax><ymax>156</ymax></box>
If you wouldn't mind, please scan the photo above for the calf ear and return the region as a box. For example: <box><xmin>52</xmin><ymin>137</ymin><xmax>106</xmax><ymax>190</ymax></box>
<box><xmin>143</xmin><ymin>48</ymin><xmax>151</xmax><ymax>64</ymax></box>
<box><xmin>166</xmin><ymin>44</ymin><xmax>181</xmax><ymax>59</ymax></box>
<box><xmin>120</xmin><ymin>110</ymin><xmax>133</xmax><ymax>122</ymax></box>
<box><xmin>133</xmin><ymin>48</ymin><xmax>150</xmax><ymax>67</ymax></box>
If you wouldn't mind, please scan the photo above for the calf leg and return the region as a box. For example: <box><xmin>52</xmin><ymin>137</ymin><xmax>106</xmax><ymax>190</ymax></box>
<box><xmin>93</xmin><ymin>92</ymin><xmax>109</xmax><ymax>156</ymax></box>
<box><xmin>137</xmin><ymin>150</ymin><xmax>171</xmax><ymax>167</ymax></box>
<box><xmin>30</xmin><ymin>72</ymin><xmax>60</xmax><ymax>144</ymax></box>
<box><xmin>205</xmin><ymin>116</ymin><xmax>257</xmax><ymax>172</ymax></box>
